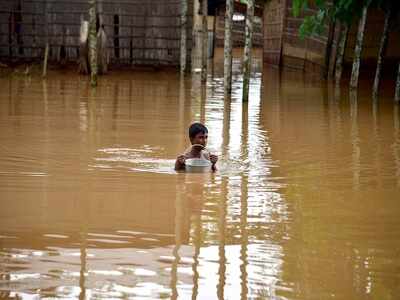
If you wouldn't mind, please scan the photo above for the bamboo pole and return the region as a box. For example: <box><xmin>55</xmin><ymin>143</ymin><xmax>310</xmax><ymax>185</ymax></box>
<box><xmin>201</xmin><ymin>0</ymin><xmax>208</xmax><ymax>82</ymax></box>
<box><xmin>89</xmin><ymin>0</ymin><xmax>98</xmax><ymax>87</ymax></box>
<box><xmin>180</xmin><ymin>0</ymin><xmax>188</xmax><ymax>74</ymax></box>
<box><xmin>350</xmin><ymin>5</ymin><xmax>368</xmax><ymax>90</ymax></box>
<box><xmin>224</xmin><ymin>0</ymin><xmax>234</xmax><ymax>96</ymax></box>
<box><xmin>242</xmin><ymin>0</ymin><xmax>254</xmax><ymax>102</ymax></box>
<box><xmin>395</xmin><ymin>62</ymin><xmax>400</xmax><ymax>103</ymax></box>
<box><xmin>373</xmin><ymin>9</ymin><xmax>391</xmax><ymax>98</ymax></box>
<box><xmin>335</xmin><ymin>24</ymin><xmax>349</xmax><ymax>84</ymax></box>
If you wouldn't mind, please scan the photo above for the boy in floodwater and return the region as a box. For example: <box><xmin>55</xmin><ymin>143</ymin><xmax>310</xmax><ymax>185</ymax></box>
<box><xmin>175</xmin><ymin>122</ymin><xmax>218</xmax><ymax>171</ymax></box>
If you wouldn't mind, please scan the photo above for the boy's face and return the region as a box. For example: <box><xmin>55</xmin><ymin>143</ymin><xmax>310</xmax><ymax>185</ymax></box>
<box><xmin>191</xmin><ymin>132</ymin><xmax>208</xmax><ymax>147</ymax></box>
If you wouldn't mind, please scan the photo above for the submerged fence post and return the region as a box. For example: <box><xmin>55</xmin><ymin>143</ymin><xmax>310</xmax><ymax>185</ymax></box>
<box><xmin>89</xmin><ymin>0</ymin><xmax>98</xmax><ymax>87</ymax></box>
<box><xmin>242</xmin><ymin>0</ymin><xmax>254</xmax><ymax>102</ymax></box>
<box><xmin>180</xmin><ymin>0</ymin><xmax>188</xmax><ymax>75</ymax></box>
<box><xmin>201</xmin><ymin>0</ymin><xmax>208</xmax><ymax>82</ymax></box>
<box><xmin>373</xmin><ymin>9</ymin><xmax>391</xmax><ymax>98</ymax></box>
<box><xmin>350</xmin><ymin>5</ymin><xmax>368</xmax><ymax>90</ymax></box>
<box><xmin>224</xmin><ymin>0</ymin><xmax>234</xmax><ymax>97</ymax></box>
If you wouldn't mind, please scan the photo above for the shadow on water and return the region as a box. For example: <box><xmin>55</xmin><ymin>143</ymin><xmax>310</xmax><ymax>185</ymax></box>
<box><xmin>0</xmin><ymin>48</ymin><xmax>400</xmax><ymax>299</ymax></box>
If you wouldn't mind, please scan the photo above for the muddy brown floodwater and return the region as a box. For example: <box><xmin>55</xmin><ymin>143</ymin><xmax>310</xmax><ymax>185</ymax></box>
<box><xmin>1</xmin><ymin>50</ymin><xmax>400</xmax><ymax>299</ymax></box>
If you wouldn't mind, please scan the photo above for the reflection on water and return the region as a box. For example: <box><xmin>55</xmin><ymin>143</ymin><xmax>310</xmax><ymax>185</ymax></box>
<box><xmin>1</xmin><ymin>50</ymin><xmax>400</xmax><ymax>299</ymax></box>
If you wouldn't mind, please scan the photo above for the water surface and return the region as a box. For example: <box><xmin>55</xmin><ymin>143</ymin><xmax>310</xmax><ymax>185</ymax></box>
<box><xmin>0</xmin><ymin>52</ymin><xmax>399</xmax><ymax>299</ymax></box>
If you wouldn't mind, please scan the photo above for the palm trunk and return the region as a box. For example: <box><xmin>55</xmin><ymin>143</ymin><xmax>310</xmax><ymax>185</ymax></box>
<box><xmin>350</xmin><ymin>5</ymin><xmax>368</xmax><ymax>89</ymax></box>
<box><xmin>373</xmin><ymin>9</ymin><xmax>391</xmax><ymax>97</ymax></box>
<box><xmin>180</xmin><ymin>0</ymin><xmax>188</xmax><ymax>74</ymax></box>
<box><xmin>88</xmin><ymin>0</ymin><xmax>97</xmax><ymax>87</ymax></box>
<box><xmin>201</xmin><ymin>0</ymin><xmax>208</xmax><ymax>82</ymax></box>
<box><xmin>395</xmin><ymin>62</ymin><xmax>400</xmax><ymax>103</ymax></box>
<box><xmin>224</xmin><ymin>0</ymin><xmax>234</xmax><ymax>96</ymax></box>
<box><xmin>335</xmin><ymin>24</ymin><xmax>349</xmax><ymax>84</ymax></box>
<box><xmin>242</xmin><ymin>0</ymin><xmax>254</xmax><ymax>102</ymax></box>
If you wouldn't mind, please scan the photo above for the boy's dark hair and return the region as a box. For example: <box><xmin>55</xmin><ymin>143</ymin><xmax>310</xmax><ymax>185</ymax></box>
<box><xmin>189</xmin><ymin>122</ymin><xmax>208</xmax><ymax>139</ymax></box>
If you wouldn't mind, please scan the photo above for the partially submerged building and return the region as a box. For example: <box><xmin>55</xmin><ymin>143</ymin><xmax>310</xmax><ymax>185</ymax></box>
<box><xmin>0</xmin><ymin>0</ymin><xmax>194</xmax><ymax>67</ymax></box>
<box><xmin>263</xmin><ymin>0</ymin><xmax>400</xmax><ymax>76</ymax></box>
<box><xmin>2</xmin><ymin>0</ymin><xmax>399</xmax><ymax>76</ymax></box>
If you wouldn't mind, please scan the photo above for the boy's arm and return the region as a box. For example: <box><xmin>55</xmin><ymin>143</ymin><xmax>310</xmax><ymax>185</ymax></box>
<box><xmin>175</xmin><ymin>155</ymin><xmax>186</xmax><ymax>171</ymax></box>
<box><xmin>210</xmin><ymin>154</ymin><xmax>218</xmax><ymax>171</ymax></box>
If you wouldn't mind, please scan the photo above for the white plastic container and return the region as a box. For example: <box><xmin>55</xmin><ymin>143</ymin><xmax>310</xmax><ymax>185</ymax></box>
<box><xmin>185</xmin><ymin>158</ymin><xmax>212</xmax><ymax>173</ymax></box>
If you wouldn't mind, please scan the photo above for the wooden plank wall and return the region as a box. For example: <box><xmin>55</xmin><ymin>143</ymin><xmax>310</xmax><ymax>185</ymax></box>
<box><xmin>263</xmin><ymin>0</ymin><xmax>332</xmax><ymax>75</ymax></box>
<box><xmin>263</xmin><ymin>0</ymin><xmax>285</xmax><ymax>66</ymax></box>
<box><xmin>282</xmin><ymin>0</ymin><xmax>330</xmax><ymax>74</ymax></box>
<box><xmin>215</xmin><ymin>8</ymin><xmax>263</xmax><ymax>47</ymax></box>
<box><xmin>0</xmin><ymin>0</ymin><xmax>193</xmax><ymax>67</ymax></box>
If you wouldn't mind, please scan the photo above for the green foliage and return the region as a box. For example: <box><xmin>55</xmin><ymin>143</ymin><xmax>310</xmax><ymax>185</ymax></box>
<box><xmin>292</xmin><ymin>0</ymin><xmax>376</xmax><ymax>38</ymax></box>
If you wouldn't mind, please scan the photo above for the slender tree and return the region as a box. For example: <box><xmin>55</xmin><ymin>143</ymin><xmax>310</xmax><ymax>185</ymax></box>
<box><xmin>224</xmin><ymin>0</ymin><xmax>234</xmax><ymax>96</ymax></box>
<box><xmin>88</xmin><ymin>0</ymin><xmax>97</xmax><ymax>87</ymax></box>
<box><xmin>335</xmin><ymin>24</ymin><xmax>349</xmax><ymax>84</ymax></box>
<box><xmin>395</xmin><ymin>62</ymin><xmax>400</xmax><ymax>103</ymax></box>
<box><xmin>350</xmin><ymin>5</ymin><xmax>368</xmax><ymax>89</ymax></box>
<box><xmin>42</xmin><ymin>0</ymin><xmax>49</xmax><ymax>77</ymax></box>
<box><xmin>201</xmin><ymin>0</ymin><xmax>208</xmax><ymax>82</ymax></box>
<box><xmin>372</xmin><ymin>8</ymin><xmax>391</xmax><ymax>97</ymax></box>
<box><xmin>242</xmin><ymin>0</ymin><xmax>255</xmax><ymax>102</ymax></box>
<box><xmin>180</xmin><ymin>0</ymin><xmax>188</xmax><ymax>74</ymax></box>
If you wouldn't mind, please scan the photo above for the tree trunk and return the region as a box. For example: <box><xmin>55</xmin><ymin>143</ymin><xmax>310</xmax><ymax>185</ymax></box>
<box><xmin>180</xmin><ymin>0</ymin><xmax>188</xmax><ymax>75</ymax></box>
<box><xmin>88</xmin><ymin>0</ymin><xmax>97</xmax><ymax>87</ymax></box>
<box><xmin>242</xmin><ymin>0</ymin><xmax>254</xmax><ymax>102</ymax></box>
<box><xmin>42</xmin><ymin>0</ymin><xmax>49</xmax><ymax>77</ymax></box>
<box><xmin>350</xmin><ymin>5</ymin><xmax>368</xmax><ymax>89</ymax></box>
<box><xmin>324</xmin><ymin>20</ymin><xmax>335</xmax><ymax>79</ymax></box>
<box><xmin>201</xmin><ymin>0</ymin><xmax>208</xmax><ymax>82</ymax></box>
<box><xmin>395</xmin><ymin>62</ymin><xmax>400</xmax><ymax>103</ymax></box>
<box><xmin>42</xmin><ymin>43</ymin><xmax>49</xmax><ymax>77</ymax></box>
<box><xmin>373</xmin><ymin>9</ymin><xmax>391</xmax><ymax>98</ymax></box>
<box><xmin>78</xmin><ymin>20</ymin><xmax>89</xmax><ymax>74</ymax></box>
<box><xmin>335</xmin><ymin>24</ymin><xmax>349</xmax><ymax>84</ymax></box>
<box><xmin>224</xmin><ymin>0</ymin><xmax>234</xmax><ymax>96</ymax></box>
<box><xmin>211</xmin><ymin>8</ymin><xmax>217</xmax><ymax>58</ymax></box>
<box><xmin>97</xmin><ymin>27</ymin><xmax>108</xmax><ymax>74</ymax></box>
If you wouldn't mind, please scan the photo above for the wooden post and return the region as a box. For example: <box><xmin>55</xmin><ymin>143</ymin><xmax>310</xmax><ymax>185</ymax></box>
<box><xmin>395</xmin><ymin>62</ymin><xmax>400</xmax><ymax>103</ymax></box>
<box><xmin>224</xmin><ymin>0</ymin><xmax>234</xmax><ymax>96</ymax></box>
<box><xmin>242</xmin><ymin>0</ymin><xmax>255</xmax><ymax>102</ymax></box>
<box><xmin>89</xmin><ymin>0</ymin><xmax>98</xmax><ymax>87</ymax></box>
<box><xmin>180</xmin><ymin>0</ymin><xmax>188</xmax><ymax>74</ymax></box>
<box><xmin>350</xmin><ymin>5</ymin><xmax>368</xmax><ymax>90</ymax></box>
<box><xmin>201</xmin><ymin>0</ymin><xmax>208</xmax><ymax>82</ymax></box>
<box><xmin>335</xmin><ymin>24</ymin><xmax>349</xmax><ymax>84</ymax></box>
<box><xmin>373</xmin><ymin>9</ymin><xmax>391</xmax><ymax>98</ymax></box>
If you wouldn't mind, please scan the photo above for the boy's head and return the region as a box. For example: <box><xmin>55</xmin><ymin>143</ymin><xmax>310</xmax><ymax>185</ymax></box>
<box><xmin>189</xmin><ymin>122</ymin><xmax>208</xmax><ymax>147</ymax></box>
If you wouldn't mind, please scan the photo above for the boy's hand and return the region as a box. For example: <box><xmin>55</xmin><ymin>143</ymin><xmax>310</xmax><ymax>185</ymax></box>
<box><xmin>210</xmin><ymin>154</ymin><xmax>218</xmax><ymax>165</ymax></box>
<box><xmin>177</xmin><ymin>155</ymin><xmax>186</xmax><ymax>165</ymax></box>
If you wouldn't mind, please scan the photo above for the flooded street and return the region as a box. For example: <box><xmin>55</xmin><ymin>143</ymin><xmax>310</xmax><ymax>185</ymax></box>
<box><xmin>1</xmin><ymin>51</ymin><xmax>400</xmax><ymax>299</ymax></box>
